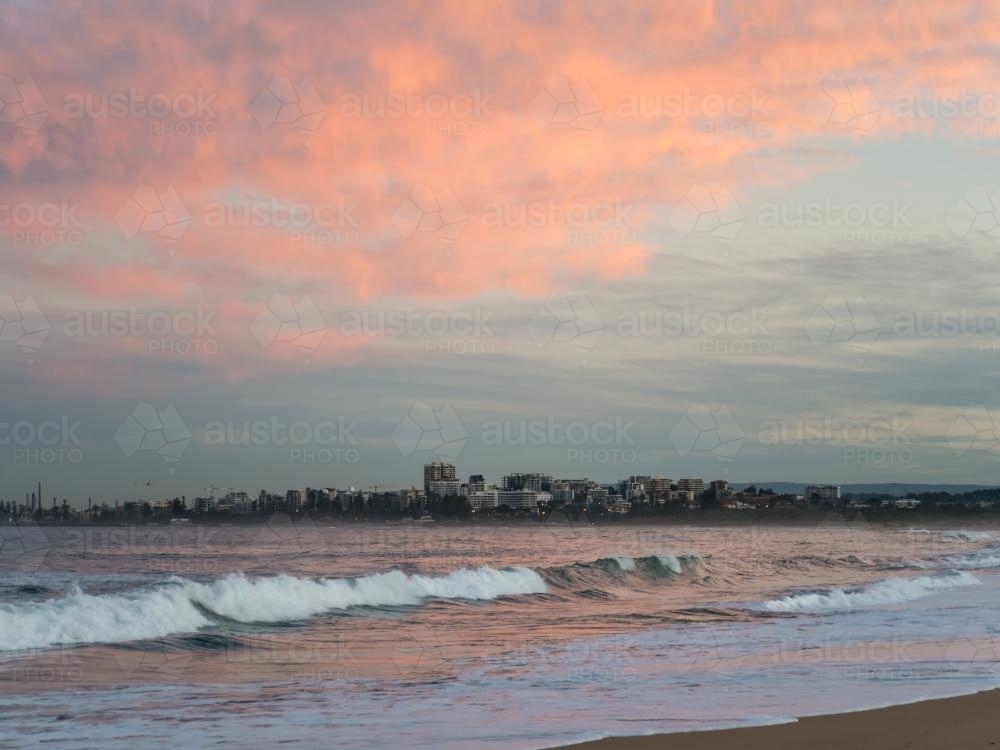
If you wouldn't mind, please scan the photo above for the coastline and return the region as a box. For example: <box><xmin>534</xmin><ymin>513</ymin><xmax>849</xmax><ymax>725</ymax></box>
<box><xmin>12</xmin><ymin>507</ymin><xmax>1000</xmax><ymax>527</ymax></box>
<box><xmin>559</xmin><ymin>689</ymin><xmax>1000</xmax><ymax>750</ymax></box>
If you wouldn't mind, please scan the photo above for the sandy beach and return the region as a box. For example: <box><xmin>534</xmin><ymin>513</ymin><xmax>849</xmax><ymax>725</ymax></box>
<box><xmin>563</xmin><ymin>689</ymin><xmax>1000</xmax><ymax>750</ymax></box>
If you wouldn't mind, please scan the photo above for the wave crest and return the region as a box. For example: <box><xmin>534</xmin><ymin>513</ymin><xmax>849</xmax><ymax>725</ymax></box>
<box><xmin>762</xmin><ymin>572</ymin><xmax>980</xmax><ymax>613</ymax></box>
<box><xmin>0</xmin><ymin>565</ymin><xmax>546</xmax><ymax>652</ymax></box>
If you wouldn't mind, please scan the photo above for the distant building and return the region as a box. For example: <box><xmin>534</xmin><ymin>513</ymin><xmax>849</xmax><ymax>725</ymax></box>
<box><xmin>587</xmin><ymin>487</ymin><xmax>609</xmax><ymax>505</ymax></box>
<box><xmin>649</xmin><ymin>477</ymin><xmax>672</xmax><ymax>501</ymax></box>
<box><xmin>468</xmin><ymin>490</ymin><xmax>500</xmax><ymax>510</ymax></box>
<box><xmin>497</xmin><ymin>489</ymin><xmax>550</xmax><ymax>509</ymax></box>
<box><xmin>677</xmin><ymin>477</ymin><xmax>705</xmax><ymax>496</ymax></box>
<box><xmin>286</xmin><ymin>488</ymin><xmax>305</xmax><ymax>511</ymax></box>
<box><xmin>709</xmin><ymin>480</ymin><xmax>734</xmax><ymax>503</ymax></box>
<box><xmin>502</xmin><ymin>473</ymin><xmax>551</xmax><ymax>492</ymax></box>
<box><xmin>804</xmin><ymin>484</ymin><xmax>841</xmax><ymax>504</ymax></box>
<box><xmin>428</xmin><ymin>479</ymin><xmax>461</xmax><ymax>497</ymax></box>
<box><xmin>424</xmin><ymin>462</ymin><xmax>456</xmax><ymax>496</ymax></box>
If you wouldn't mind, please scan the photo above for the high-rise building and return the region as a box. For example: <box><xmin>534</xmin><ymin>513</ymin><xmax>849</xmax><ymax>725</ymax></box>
<box><xmin>649</xmin><ymin>477</ymin><xmax>672</xmax><ymax>499</ymax></box>
<box><xmin>424</xmin><ymin>462</ymin><xmax>456</xmax><ymax>496</ymax></box>
<box><xmin>677</xmin><ymin>477</ymin><xmax>705</xmax><ymax>495</ymax></box>
<box><xmin>501</xmin><ymin>473</ymin><xmax>551</xmax><ymax>492</ymax></box>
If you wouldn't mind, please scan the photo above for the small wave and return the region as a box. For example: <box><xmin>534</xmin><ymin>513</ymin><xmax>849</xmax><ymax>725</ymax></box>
<box><xmin>0</xmin><ymin>565</ymin><xmax>546</xmax><ymax>652</ymax></box>
<box><xmin>933</xmin><ymin>553</ymin><xmax>1000</xmax><ymax>570</ymax></box>
<box><xmin>906</xmin><ymin>528</ymin><xmax>995</xmax><ymax>542</ymax></box>
<box><xmin>612</xmin><ymin>556</ymin><xmax>636</xmax><ymax>571</ymax></box>
<box><xmin>762</xmin><ymin>572</ymin><xmax>980</xmax><ymax>613</ymax></box>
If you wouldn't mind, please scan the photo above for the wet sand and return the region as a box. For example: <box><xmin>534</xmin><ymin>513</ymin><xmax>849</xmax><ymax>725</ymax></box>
<box><xmin>562</xmin><ymin>689</ymin><xmax>1000</xmax><ymax>750</ymax></box>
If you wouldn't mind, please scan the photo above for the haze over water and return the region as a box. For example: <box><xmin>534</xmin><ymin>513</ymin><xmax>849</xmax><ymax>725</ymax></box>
<box><xmin>3</xmin><ymin>521</ymin><xmax>1000</xmax><ymax>748</ymax></box>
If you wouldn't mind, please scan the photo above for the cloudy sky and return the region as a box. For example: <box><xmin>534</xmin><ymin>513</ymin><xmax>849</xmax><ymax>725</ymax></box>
<box><xmin>3</xmin><ymin>1</ymin><xmax>1000</xmax><ymax>505</ymax></box>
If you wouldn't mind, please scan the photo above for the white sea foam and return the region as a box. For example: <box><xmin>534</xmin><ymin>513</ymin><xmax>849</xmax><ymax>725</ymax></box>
<box><xmin>762</xmin><ymin>572</ymin><xmax>980</xmax><ymax>613</ymax></box>
<box><xmin>0</xmin><ymin>565</ymin><xmax>547</xmax><ymax>651</ymax></box>
<box><xmin>612</xmin><ymin>556</ymin><xmax>636</xmax><ymax>571</ymax></box>
<box><xmin>0</xmin><ymin>583</ymin><xmax>212</xmax><ymax>651</ymax></box>
<box><xmin>656</xmin><ymin>554</ymin><xmax>683</xmax><ymax>574</ymax></box>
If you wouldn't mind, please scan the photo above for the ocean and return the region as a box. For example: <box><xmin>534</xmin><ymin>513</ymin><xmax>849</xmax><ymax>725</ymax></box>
<box><xmin>2</xmin><ymin>518</ymin><xmax>1000</xmax><ymax>748</ymax></box>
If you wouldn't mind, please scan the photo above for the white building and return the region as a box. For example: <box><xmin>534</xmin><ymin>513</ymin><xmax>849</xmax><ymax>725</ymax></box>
<box><xmin>468</xmin><ymin>490</ymin><xmax>500</xmax><ymax>510</ymax></box>
<box><xmin>497</xmin><ymin>490</ymin><xmax>550</xmax><ymax>509</ymax></box>
<box><xmin>677</xmin><ymin>477</ymin><xmax>704</xmax><ymax>495</ymax></box>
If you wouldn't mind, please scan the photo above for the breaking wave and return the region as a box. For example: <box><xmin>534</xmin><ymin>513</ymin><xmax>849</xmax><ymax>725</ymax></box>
<box><xmin>762</xmin><ymin>572</ymin><xmax>980</xmax><ymax>613</ymax></box>
<box><xmin>0</xmin><ymin>566</ymin><xmax>547</xmax><ymax>652</ymax></box>
<box><xmin>0</xmin><ymin>552</ymin><xmax>706</xmax><ymax>652</ymax></box>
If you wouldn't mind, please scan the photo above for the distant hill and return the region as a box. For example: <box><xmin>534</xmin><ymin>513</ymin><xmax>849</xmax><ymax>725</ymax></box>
<box><xmin>730</xmin><ymin>483</ymin><xmax>1000</xmax><ymax>497</ymax></box>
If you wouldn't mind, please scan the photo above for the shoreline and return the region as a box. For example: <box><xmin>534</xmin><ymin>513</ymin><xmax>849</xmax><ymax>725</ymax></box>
<box><xmin>558</xmin><ymin>688</ymin><xmax>1000</xmax><ymax>750</ymax></box>
<box><xmin>9</xmin><ymin>508</ymin><xmax>1000</xmax><ymax>528</ymax></box>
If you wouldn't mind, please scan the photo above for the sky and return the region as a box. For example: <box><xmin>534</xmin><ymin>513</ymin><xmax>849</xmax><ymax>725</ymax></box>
<box><xmin>3</xmin><ymin>0</ymin><xmax>1000</xmax><ymax>505</ymax></box>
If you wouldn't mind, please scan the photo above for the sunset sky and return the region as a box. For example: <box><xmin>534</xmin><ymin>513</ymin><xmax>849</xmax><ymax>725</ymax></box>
<box><xmin>3</xmin><ymin>1</ymin><xmax>1000</xmax><ymax>503</ymax></box>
